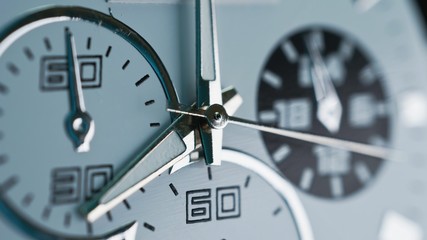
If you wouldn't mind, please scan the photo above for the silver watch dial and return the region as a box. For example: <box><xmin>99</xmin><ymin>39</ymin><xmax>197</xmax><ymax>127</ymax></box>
<box><xmin>90</xmin><ymin>149</ymin><xmax>312</xmax><ymax>240</ymax></box>
<box><xmin>0</xmin><ymin>7</ymin><xmax>177</xmax><ymax>238</ymax></box>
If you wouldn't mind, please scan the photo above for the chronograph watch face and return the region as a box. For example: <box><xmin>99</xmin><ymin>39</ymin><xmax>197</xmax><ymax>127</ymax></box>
<box><xmin>1</xmin><ymin>1</ymin><xmax>427</xmax><ymax>240</ymax></box>
<box><xmin>257</xmin><ymin>27</ymin><xmax>390</xmax><ymax>199</ymax></box>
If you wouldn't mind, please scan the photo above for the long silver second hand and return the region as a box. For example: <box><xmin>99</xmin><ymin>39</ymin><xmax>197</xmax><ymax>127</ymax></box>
<box><xmin>227</xmin><ymin>116</ymin><xmax>389</xmax><ymax>159</ymax></box>
<box><xmin>167</xmin><ymin>108</ymin><xmax>396</xmax><ymax>160</ymax></box>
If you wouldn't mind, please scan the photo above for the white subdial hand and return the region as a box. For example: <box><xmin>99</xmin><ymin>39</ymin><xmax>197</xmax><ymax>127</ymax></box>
<box><xmin>305</xmin><ymin>33</ymin><xmax>343</xmax><ymax>134</ymax></box>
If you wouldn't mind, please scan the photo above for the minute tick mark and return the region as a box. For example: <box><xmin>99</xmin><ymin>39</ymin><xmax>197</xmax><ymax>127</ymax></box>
<box><xmin>86</xmin><ymin>221</ymin><xmax>93</xmax><ymax>235</ymax></box>
<box><xmin>86</xmin><ymin>37</ymin><xmax>92</xmax><ymax>50</ymax></box>
<box><xmin>150</xmin><ymin>123</ymin><xmax>160</xmax><ymax>127</ymax></box>
<box><xmin>105</xmin><ymin>46</ymin><xmax>112</xmax><ymax>57</ymax></box>
<box><xmin>145</xmin><ymin>100</ymin><xmax>155</xmax><ymax>106</ymax></box>
<box><xmin>42</xmin><ymin>206</ymin><xmax>51</xmax><ymax>220</ymax></box>
<box><xmin>207</xmin><ymin>167</ymin><xmax>212</xmax><ymax>180</ymax></box>
<box><xmin>44</xmin><ymin>37</ymin><xmax>52</xmax><ymax>51</ymax></box>
<box><xmin>22</xmin><ymin>193</ymin><xmax>34</xmax><ymax>207</ymax></box>
<box><xmin>0</xmin><ymin>82</ymin><xmax>8</xmax><ymax>94</ymax></box>
<box><xmin>0</xmin><ymin>175</ymin><xmax>19</xmax><ymax>193</ymax></box>
<box><xmin>7</xmin><ymin>63</ymin><xmax>19</xmax><ymax>75</ymax></box>
<box><xmin>122</xmin><ymin>60</ymin><xmax>130</xmax><ymax>70</ymax></box>
<box><xmin>64</xmin><ymin>212</ymin><xmax>71</xmax><ymax>227</ymax></box>
<box><xmin>144</xmin><ymin>222</ymin><xmax>155</xmax><ymax>232</ymax></box>
<box><xmin>0</xmin><ymin>155</ymin><xmax>8</xmax><ymax>166</ymax></box>
<box><xmin>169</xmin><ymin>183</ymin><xmax>179</xmax><ymax>196</ymax></box>
<box><xmin>273</xmin><ymin>207</ymin><xmax>282</xmax><ymax>216</ymax></box>
<box><xmin>106</xmin><ymin>211</ymin><xmax>113</xmax><ymax>222</ymax></box>
<box><xmin>23</xmin><ymin>47</ymin><xmax>34</xmax><ymax>60</ymax></box>
<box><xmin>244</xmin><ymin>176</ymin><xmax>251</xmax><ymax>188</ymax></box>
<box><xmin>140</xmin><ymin>187</ymin><xmax>146</xmax><ymax>193</ymax></box>
<box><xmin>123</xmin><ymin>199</ymin><xmax>131</xmax><ymax>210</ymax></box>
<box><xmin>135</xmin><ymin>74</ymin><xmax>150</xmax><ymax>87</ymax></box>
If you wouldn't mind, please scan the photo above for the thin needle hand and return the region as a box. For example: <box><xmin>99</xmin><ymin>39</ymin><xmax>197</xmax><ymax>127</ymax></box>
<box><xmin>167</xmin><ymin>108</ymin><xmax>392</xmax><ymax>159</ymax></box>
<box><xmin>64</xmin><ymin>28</ymin><xmax>95</xmax><ymax>152</ymax></box>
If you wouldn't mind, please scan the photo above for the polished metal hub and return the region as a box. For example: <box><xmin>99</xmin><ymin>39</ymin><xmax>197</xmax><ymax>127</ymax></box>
<box><xmin>205</xmin><ymin>104</ymin><xmax>229</xmax><ymax>129</ymax></box>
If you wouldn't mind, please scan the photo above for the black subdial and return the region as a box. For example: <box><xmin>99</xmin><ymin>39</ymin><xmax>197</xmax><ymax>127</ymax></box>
<box><xmin>257</xmin><ymin>27</ymin><xmax>391</xmax><ymax>199</ymax></box>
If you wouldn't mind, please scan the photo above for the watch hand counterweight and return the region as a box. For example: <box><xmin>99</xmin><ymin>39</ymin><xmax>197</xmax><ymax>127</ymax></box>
<box><xmin>167</xmin><ymin>107</ymin><xmax>392</xmax><ymax>160</ymax></box>
<box><xmin>196</xmin><ymin>0</ymin><xmax>224</xmax><ymax>165</ymax></box>
<box><xmin>64</xmin><ymin>28</ymin><xmax>95</xmax><ymax>153</ymax></box>
<box><xmin>305</xmin><ymin>34</ymin><xmax>342</xmax><ymax>134</ymax></box>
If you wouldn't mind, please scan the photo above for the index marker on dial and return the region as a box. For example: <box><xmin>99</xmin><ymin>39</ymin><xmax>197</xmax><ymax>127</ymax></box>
<box><xmin>196</xmin><ymin>0</ymin><xmax>224</xmax><ymax>165</ymax></box>
<box><xmin>305</xmin><ymin>33</ymin><xmax>343</xmax><ymax>134</ymax></box>
<box><xmin>64</xmin><ymin>28</ymin><xmax>95</xmax><ymax>152</ymax></box>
